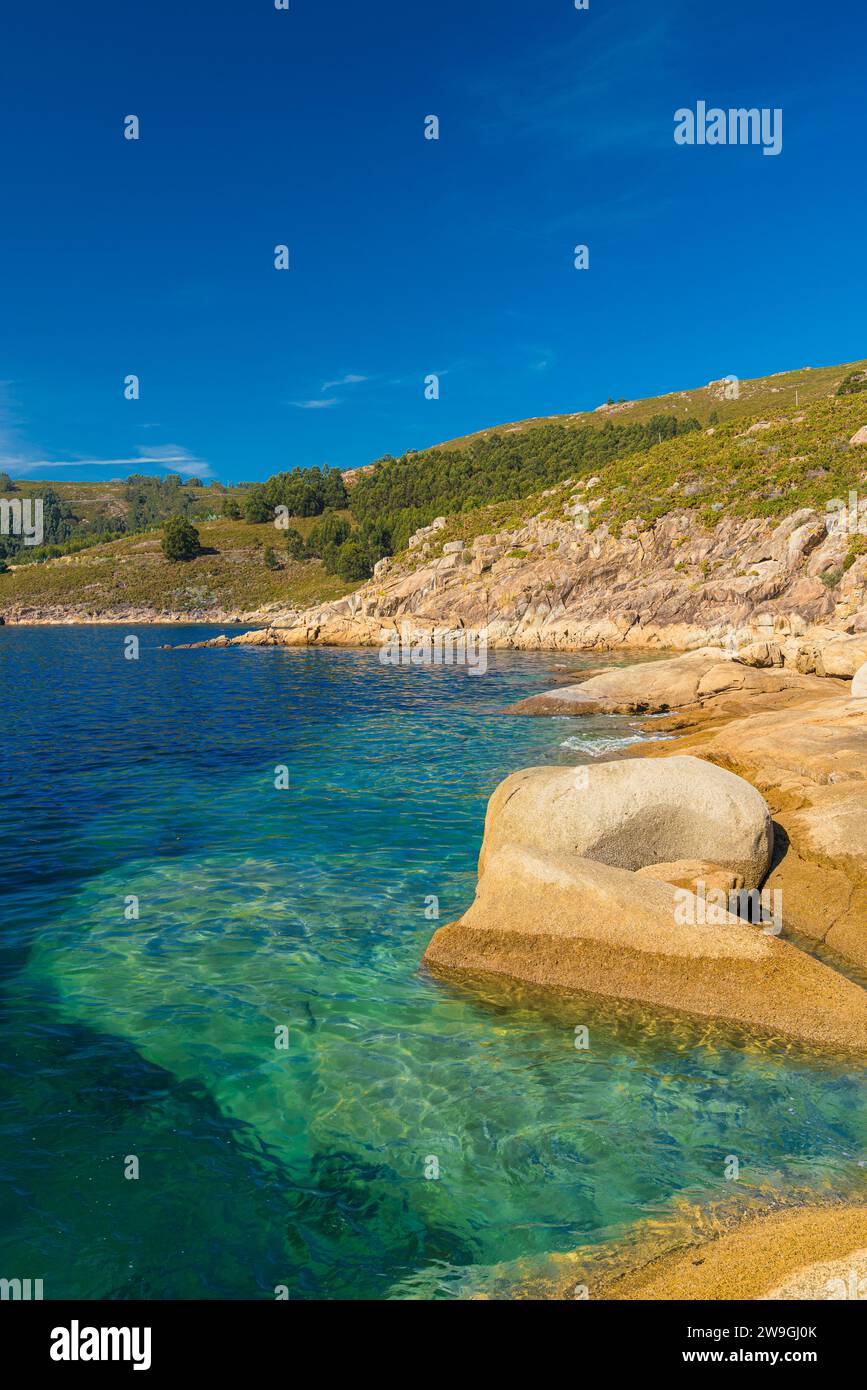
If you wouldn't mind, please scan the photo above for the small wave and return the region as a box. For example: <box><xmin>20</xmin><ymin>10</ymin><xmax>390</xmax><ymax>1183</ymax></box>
<box><xmin>560</xmin><ymin>731</ymin><xmax>672</xmax><ymax>753</ymax></box>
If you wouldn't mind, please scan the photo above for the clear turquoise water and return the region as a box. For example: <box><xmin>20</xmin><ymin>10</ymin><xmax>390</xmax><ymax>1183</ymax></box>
<box><xmin>0</xmin><ymin>626</ymin><xmax>864</xmax><ymax>1299</ymax></box>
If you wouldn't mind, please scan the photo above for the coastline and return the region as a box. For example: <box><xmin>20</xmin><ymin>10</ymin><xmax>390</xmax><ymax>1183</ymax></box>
<box><xmin>516</xmin><ymin>1203</ymin><xmax>867</xmax><ymax>1302</ymax></box>
<box><xmin>4</xmin><ymin>623</ymin><xmax>865</xmax><ymax>1300</ymax></box>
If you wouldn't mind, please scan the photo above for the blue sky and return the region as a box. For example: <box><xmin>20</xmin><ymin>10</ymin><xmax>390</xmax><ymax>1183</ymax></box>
<box><xmin>1</xmin><ymin>0</ymin><xmax>864</xmax><ymax>484</ymax></box>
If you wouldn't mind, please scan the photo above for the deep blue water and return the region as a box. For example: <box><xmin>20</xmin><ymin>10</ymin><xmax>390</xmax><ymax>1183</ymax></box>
<box><xmin>0</xmin><ymin>626</ymin><xmax>864</xmax><ymax>1299</ymax></box>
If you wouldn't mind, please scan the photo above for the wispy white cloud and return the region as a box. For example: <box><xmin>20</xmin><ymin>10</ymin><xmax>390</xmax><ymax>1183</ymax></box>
<box><xmin>0</xmin><ymin>381</ymin><xmax>212</xmax><ymax>479</ymax></box>
<box><xmin>321</xmin><ymin>373</ymin><xmax>368</xmax><ymax>391</ymax></box>
<box><xmin>289</xmin><ymin>397</ymin><xmax>340</xmax><ymax>410</ymax></box>
<box><xmin>2</xmin><ymin>436</ymin><xmax>213</xmax><ymax>480</ymax></box>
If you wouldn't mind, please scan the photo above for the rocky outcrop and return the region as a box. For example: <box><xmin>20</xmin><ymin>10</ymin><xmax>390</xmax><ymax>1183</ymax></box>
<box><xmin>424</xmin><ymin>844</ymin><xmax>867</xmax><ymax>1052</ymax></box>
<box><xmin>598</xmin><ymin>1206</ymin><xmax>867</xmax><ymax>1301</ymax></box>
<box><xmin>477</xmin><ymin>755</ymin><xmax>773</xmax><ymax>888</ymax></box>
<box><xmin>635</xmin><ymin>859</ymin><xmax>744</xmax><ymax>894</ymax></box>
<box><xmin>506</xmin><ymin>651</ymin><xmax>831</xmax><ymax>716</ymax></box>
<box><xmin>640</xmin><ymin>692</ymin><xmax>867</xmax><ymax>970</ymax></box>
<box><xmin>502</xmin><ymin>649</ymin><xmax>867</xmax><ymax>972</ymax></box>
<box><xmin>131</xmin><ymin>496</ymin><xmax>867</xmax><ymax>655</ymax></box>
<box><xmin>13</xmin><ymin>490</ymin><xmax>866</xmax><ymax>654</ymax></box>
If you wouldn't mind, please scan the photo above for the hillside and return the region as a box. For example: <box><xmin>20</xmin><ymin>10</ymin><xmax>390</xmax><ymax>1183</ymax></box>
<box><xmin>435</xmin><ymin>357</ymin><xmax>860</xmax><ymax>449</ymax></box>
<box><xmin>0</xmin><ymin>516</ymin><xmax>351</xmax><ymax>624</ymax></box>
<box><xmin>2</xmin><ymin>354</ymin><xmax>866</xmax><ymax>630</ymax></box>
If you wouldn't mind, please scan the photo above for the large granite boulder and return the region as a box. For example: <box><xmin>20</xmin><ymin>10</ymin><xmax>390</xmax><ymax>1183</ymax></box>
<box><xmin>478</xmin><ymin>754</ymin><xmax>773</xmax><ymax>889</ymax></box>
<box><xmin>423</xmin><ymin>846</ymin><xmax>867</xmax><ymax>1052</ymax></box>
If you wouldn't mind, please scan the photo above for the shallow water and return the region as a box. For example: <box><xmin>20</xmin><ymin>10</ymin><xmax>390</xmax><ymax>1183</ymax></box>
<box><xmin>0</xmin><ymin>626</ymin><xmax>864</xmax><ymax>1299</ymax></box>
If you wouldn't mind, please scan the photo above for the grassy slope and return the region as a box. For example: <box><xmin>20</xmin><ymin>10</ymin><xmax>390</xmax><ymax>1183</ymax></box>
<box><xmin>3</xmin><ymin>355</ymin><xmax>865</xmax><ymax>616</ymax></box>
<box><xmin>0</xmin><ymin>515</ymin><xmax>351</xmax><ymax>617</ymax></box>
<box><xmin>435</xmin><ymin>357</ymin><xmax>866</xmax><ymax>450</ymax></box>
<box><xmin>403</xmin><ymin>366</ymin><xmax>867</xmax><ymax>556</ymax></box>
<box><xmin>5</xmin><ymin>479</ymin><xmax>248</xmax><ymax>528</ymax></box>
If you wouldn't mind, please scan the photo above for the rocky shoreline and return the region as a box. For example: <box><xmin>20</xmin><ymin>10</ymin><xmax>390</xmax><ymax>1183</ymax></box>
<box><xmin>5</xmin><ymin>489</ymin><xmax>867</xmax><ymax>653</ymax></box>
<box><xmin>425</xmin><ymin>644</ymin><xmax>867</xmax><ymax>1011</ymax></box>
<box><xmin>421</xmin><ymin>643</ymin><xmax>867</xmax><ymax>1299</ymax></box>
<box><xmin>529</xmin><ymin>1203</ymin><xmax>867</xmax><ymax>1302</ymax></box>
<box><xmin>12</xmin><ymin>595</ymin><xmax>866</xmax><ymax>1298</ymax></box>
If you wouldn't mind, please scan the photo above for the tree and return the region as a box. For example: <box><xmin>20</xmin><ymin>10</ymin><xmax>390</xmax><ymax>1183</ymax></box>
<box><xmin>333</xmin><ymin>537</ymin><xmax>372</xmax><ymax>581</ymax></box>
<box><xmin>284</xmin><ymin>527</ymin><xmax>306</xmax><ymax>560</ymax></box>
<box><xmin>243</xmin><ymin>485</ymin><xmax>273</xmax><ymax>524</ymax></box>
<box><xmin>124</xmin><ymin>473</ymin><xmax>192</xmax><ymax>529</ymax></box>
<box><xmin>359</xmin><ymin>520</ymin><xmax>393</xmax><ymax>561</ymax></box>
<box><xmin>162</xmin><ymin>515</ymin><xmax>201</xmax><ymax>561</ymax></box>
<box><xmin>306</xmin><ymin>512</ymin><xmax>351</xmax><ymax>556</ymax></box>
<box><xmin>263</xmin><ymin>545</ymin><xmax>280</xmax><ymax>570</ymax></box>
<box><xmin>221</xmin><ymin>499</ymin><xmax>242</xmax><ymax>519</ymax></box>
<box><xmin>0</xmin><ymin>472</ymin><xmax>14</xmax><ymax>492</ymax></box>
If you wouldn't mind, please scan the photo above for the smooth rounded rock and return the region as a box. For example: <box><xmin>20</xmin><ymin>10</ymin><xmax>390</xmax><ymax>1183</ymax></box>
<box><xmin>478</xmin><ymin>754</ymin><xmax>774</xmax><ymax>889</ymax></box>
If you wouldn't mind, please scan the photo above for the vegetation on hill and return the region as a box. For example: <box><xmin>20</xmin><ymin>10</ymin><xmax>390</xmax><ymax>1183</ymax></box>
<box><xmin>582</xmin><ymin>393</ymin><xmax>867</xmax><ymax>536</ymax></box>
<box><xmin>242</xmin><ymin>467</ymin><xmax>347</xmax><ymax>522</ymax></box>
<box><xmin>0</xmin><ymin>473</ymin><xmax>248</xmax><ymax>567</ymax></box>
<box><xmin>348</xmin><ymin>414</ymin><xmax>701</xmax><ymax>552</ymax></box>
<box><xmin>837</xmin><ymin>369</ymin><xmax>867</xmax><ymax>397</ymax></box>
<box><xmin>0</xmin><ymin>516</ymin><xmax>351</xmax><ymax>616</ymax></box>
<box><xmin>414</xmin><ymin>392</ymin><xmax>867</xmax><ymax>564</ymax></box>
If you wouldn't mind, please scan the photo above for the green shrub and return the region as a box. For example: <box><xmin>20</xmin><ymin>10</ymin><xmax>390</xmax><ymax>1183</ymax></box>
<box><xmin>843</xmin><ymin>535</ymin><xmax>867</xmax><ymax>571</ymax></box>
<box><xmin>836</xmin><ymin>370</ymin><xmax>867</xmax><ymax>397</ymax></box>
<box><xmin>284</xmin><ymin>527</ymin><xmax>307</xmax><ymax>561</ymax></box>
<box><xmin>161</xmin><ymin>515</ymin><xmax>201</xmax><ymax>562</ymax></box>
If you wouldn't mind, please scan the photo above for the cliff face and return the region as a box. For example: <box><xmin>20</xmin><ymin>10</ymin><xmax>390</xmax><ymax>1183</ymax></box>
<box><xmin>234</xmin><ymin>502</ymin><xmax>867</xmax><ymax>653</ymax></box>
